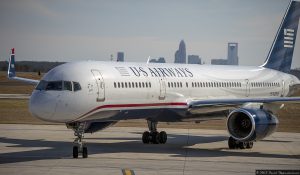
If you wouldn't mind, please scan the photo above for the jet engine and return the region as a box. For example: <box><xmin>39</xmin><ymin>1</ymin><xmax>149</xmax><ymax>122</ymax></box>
<box><xmin>227</xmin><ymin>108</ymin><xmax>278</xmax><ymax>142</ymax></box>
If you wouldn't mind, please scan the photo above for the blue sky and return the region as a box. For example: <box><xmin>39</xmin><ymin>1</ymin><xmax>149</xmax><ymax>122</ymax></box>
<box><xmin>0</xmin><ymin>0</ymin><xmax>299</xmax><ymax>68</ymax></box>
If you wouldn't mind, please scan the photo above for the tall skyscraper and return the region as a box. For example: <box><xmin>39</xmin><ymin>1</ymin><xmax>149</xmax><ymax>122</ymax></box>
<box><xmin>174</xmin><ymin>40</ymin><xmax>186</xmax><ymax>64</ymax></box>
<box><xmin>117</xmin><ymin>52</ymin><xmax>124</xmax><ymax>62</ymax></box>
<box><xmin>188</xmin><ymin>55</ymin><xmax>201</xmax><ymax>64</ymax></box>
<box><xmin>227</xmin><ymin>43</ymin><xmax>238</xmax><ymax>65</ymax></box>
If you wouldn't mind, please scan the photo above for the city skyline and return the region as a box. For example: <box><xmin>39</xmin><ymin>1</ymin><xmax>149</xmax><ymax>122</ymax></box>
<box><xmin>0</xmin><ymin>0</ymin><xmax>299</xmax><ymax>68</ymax></box>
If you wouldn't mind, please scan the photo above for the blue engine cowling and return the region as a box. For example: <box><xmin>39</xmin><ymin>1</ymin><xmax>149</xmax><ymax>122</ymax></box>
<box><xmin>227</xmin><ymin>108</ymin><xmax>279</xmax><ymax>141</ymax></box>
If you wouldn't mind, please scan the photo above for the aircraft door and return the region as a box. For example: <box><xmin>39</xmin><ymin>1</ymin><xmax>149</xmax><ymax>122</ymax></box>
<box><xmin>159</xmin><ymin>77</ymin><xmax>166</xmax><ymax>100</ymax></box>
<box><xmin>281</xmin><ymin>80</ymin><xmax>285</xmax><ymax>97</ymax></box>
<box><xmin>91</xmin><ymin>69</ymin><xmax>105</xmax><ymax>102</ymax></box>
<box><xmin>245</xmin><ymin>79</ymin><xmax>250</xmax><ymax>97</ymax></box>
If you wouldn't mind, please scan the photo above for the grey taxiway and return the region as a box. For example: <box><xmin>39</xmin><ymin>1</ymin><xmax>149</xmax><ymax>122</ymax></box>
<box><xmin>0</xmin><ymin>124</ymin><xmax>299</xmax><ymax>175</ymax></box>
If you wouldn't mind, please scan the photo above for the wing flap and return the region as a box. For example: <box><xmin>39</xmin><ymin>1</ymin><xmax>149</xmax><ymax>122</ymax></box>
<box><xmin>188</xmin><ymin>97</ymin><xmax>300</xmax><ymax>114</ymax></box>
<box><xmin>189</xmin><ymin>97</ymin><xmax>300</xmax><ymax>108</ymax></box>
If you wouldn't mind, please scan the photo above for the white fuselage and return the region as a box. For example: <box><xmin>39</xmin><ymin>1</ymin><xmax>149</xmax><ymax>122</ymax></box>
<box><xmin>29</xmin><ymin>61</ymin><xmax>299</xmax><ymax>123</ymax></box>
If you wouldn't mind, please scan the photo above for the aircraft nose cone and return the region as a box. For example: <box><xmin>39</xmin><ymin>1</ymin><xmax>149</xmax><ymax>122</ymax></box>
<box><xmin>29</xmin><ymin>91</ymin><xmax>57</xmax><ymax>121</ymax></box>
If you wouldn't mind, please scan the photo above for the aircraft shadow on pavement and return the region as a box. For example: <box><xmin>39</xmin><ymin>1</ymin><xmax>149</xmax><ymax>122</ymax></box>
<box><xmin>0</xmin><ymin>133</ymin><xmax>298</xmax><ymax>164</ymax></box>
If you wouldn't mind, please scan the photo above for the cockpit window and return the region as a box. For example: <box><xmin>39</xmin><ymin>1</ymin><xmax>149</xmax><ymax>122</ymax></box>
<box><xmin>35</xmin><ymin>80</ymin><xmax>47</xmax><ymax>90</ymax></box>
<box><xmin>36</xmin><ymin>80</ymin><xmax>80</xmax><ymax>92</ymax></box>
<box><xmin>63</xmin><ymin>81</ymin><xmax>72</xmax><ymax>91</ymax></box>
<box><xmin>46</xmin><ymin>81</ymin><xmax>63</xmax><ymax>91</ymax></box>
<box><xmin>73</xmin><ymin>82</ymin><xmax>81</xmax><ymax>91</ymax></box>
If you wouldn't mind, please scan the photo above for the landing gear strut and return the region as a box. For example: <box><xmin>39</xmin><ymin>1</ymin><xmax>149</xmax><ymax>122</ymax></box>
<box><xmin>72</xmin><ymin>122</ymin><xmax>88</xmax><ymax>158</ymax></box>
<box><xmin>142</xmin><ymin>120</ymin><xmax>167</xmax><ymax>144</ymax></box>
<box><xmin>228</xmin><ymin>136</ymin><xmax>253</xmax><ymax>149</ymax></box>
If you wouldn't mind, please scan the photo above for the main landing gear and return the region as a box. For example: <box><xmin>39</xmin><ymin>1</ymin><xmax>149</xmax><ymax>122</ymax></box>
<box><xmin>228</xmin><ymin>136</ymin><xmax>254</xmax><ymax>149</ymax></box>
<box><xmin>142</xmin><ymin>120</ymin><xmax>167</xmax><ymax>144</ymax></box>
<box><xmin>72</xmin><ymin>122</ymin><xmax>88</xmax><ymax>158</ymax></box>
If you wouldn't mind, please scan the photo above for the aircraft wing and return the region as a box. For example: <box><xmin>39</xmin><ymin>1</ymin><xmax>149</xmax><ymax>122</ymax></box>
<box><xmin>187</xmin><ymin>97</ymin><xmax>300</xmax><ymax>114</ymax></box>
<box><xmin>7</xmin><ymin>48</ymin><xmax>39</xmax><ymax>85</ymax></box>
<box><xmin>8</xmin><ymin>76</ymin><xmax>39</xmax><ymax>85</ymax></box>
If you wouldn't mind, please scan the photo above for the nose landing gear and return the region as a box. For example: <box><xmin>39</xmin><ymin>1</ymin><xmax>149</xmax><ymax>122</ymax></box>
<box><xmin>71</xmin><ymin>122</ymin><xmax>88</xmax><ymax>158</ymax></box>
<box><xmin>142</xmin><ymin>120</ymin><xmax>167</xmax><ymax>144</ymax></box>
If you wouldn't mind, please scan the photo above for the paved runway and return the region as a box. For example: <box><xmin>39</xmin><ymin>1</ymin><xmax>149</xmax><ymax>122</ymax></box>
<box><xmin>0</xmin><ymin>124</ymin><xmax>299</xmax><ymax>175</ymax></box>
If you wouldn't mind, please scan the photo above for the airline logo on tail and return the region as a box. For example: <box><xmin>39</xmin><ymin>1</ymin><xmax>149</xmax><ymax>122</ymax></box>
<box><xmin>284</xmin><ymin>28</ymin><xmax>294</xmax><ymax>48</ymax></box>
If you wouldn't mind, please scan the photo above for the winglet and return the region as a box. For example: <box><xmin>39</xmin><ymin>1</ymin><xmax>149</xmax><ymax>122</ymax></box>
<box><xmin>8</xmin><ymin>48</ymin><xmax>16</xmax><ymax>78</ymax></box>
<box><xmin>7</xmin><ymin>48</ymin><xmax>40</xmax><ymax>85</ymax></box>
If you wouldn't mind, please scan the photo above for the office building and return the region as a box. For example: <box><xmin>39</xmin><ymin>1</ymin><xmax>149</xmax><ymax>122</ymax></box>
<box><xmin>117</xmin><ymin>52</ymin><xmax>124</xmax><ymax>62</ymax></box>
<box><xmin>227</xmin><ymin>42</ymin><xmax>238</xmax><ymax>65</ymax></box>
<box><xmin>174</xmin><ymin>40</ymin><xmax>186</xmax><ymax>64</ymax></box>
<box><xmin>149</xmin><ymin>57</ymin><xmax>166</xmax><ymax>63</ymax></box>
<box><xmin>211</xmin><ymin>58</ymin><xmax>228</xmax><ymax>65</ymax></box>
<box><xmin>188</xmin><ymin>55</ymin><xmax>201</xmax><ymax>64</ymax></box>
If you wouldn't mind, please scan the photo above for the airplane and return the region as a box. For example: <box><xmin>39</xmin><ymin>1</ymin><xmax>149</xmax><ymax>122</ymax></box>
<box><xmin>7</xmin><ymin>0</ymin><xmax>300</xmax><ymax>158</ymax></box>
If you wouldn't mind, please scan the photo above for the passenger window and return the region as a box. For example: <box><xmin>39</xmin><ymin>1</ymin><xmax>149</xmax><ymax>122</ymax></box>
<box><xmin>63</xmin><ymin>81</ymin><xmax>72</xmax><ymax>91</ymax></box>
<box><xmin>73</xmin><ymin>82</ymin><xmax>81</xmax><ymax>91</ymax></box>
<box><xmin>114</xmin><ymin>82</ymin><xmax>116</xmax><ymax>88</ymax></box>
<box><xmin>46</xmin><ymin>81</ymin><xmax>62</xmax><ymax>91</ymax></box>
<box><xmin>149</xmin><ymin>82</ymin><xmax>151</xmax><ymax>88</ymax></box>
<box><xmin>129</xmin><ymin>82</ymin><xmax>131</xmax><ymax>88</ymax></box>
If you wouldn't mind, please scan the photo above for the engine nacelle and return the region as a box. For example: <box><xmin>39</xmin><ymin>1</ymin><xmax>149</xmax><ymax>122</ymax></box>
<box><xmin>227</xmin><ymin>108</ymin><xmax>278</xmax><ymax>142</ymax></box>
